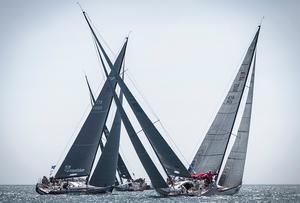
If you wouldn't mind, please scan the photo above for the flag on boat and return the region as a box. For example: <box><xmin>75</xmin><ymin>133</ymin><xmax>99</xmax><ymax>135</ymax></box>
<box><xmin>49</xmin><ymin>165</ymin><xmax>56</xmax><ymax>177</ymax></box>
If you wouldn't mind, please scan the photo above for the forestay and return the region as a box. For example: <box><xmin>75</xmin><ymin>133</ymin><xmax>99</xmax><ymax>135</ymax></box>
<box><xmin>189</xmin><ymin>27</ymin><xmax>260</xmax><ymax>174</ymax></box>
<box><xmin>218</xmin><ymin>53</ymin><xmax>256</xmax><ymax>188</ymax></box>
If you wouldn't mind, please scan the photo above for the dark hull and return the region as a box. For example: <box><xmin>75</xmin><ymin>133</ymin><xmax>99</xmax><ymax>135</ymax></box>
<box><xmin>36</xmin><ymin>183</ymin><xmax>113</xmax><ymax>195</ymax></box>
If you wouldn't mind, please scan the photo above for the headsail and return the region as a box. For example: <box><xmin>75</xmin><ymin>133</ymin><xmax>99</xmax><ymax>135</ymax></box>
<box><xmin>54</xmin><ymin>14</ymin><xmax>128</xmax><ymax>179</ymax></box>
<box><xmin>218</xmin><ymin>53</ymin><xmax>256</xmax><ymax>188</ymax></box>
<box><xmin>97</xmin><ymin>44</ymin><xmax>168</xmax><ymax>189</ymax></box>
<box><xmin>112</xmin><ymin>71</ymin><xmax>133</xmax><ymax>181</ymax></box>
<box><xmin>85</xmin><ymin>73</ymin><xmax>132</xmax><ymax>181</ymax></box>
<box><xmin>189</xmin><ymin>27</ymin><xmax>260</xmax><ymax>175</ymax></box>
<box><xmin>89</xmin><ymin>87</ymin><xmax>123</xmax><ymax>187</ymax></box>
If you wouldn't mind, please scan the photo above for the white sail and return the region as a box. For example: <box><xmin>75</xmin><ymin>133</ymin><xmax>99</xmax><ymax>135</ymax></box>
<box><xmin>218</xmin><ymin>53</ymin><xmax>256</xmax><ymax>189</ymax></box>
<box><xmin>189</xmin><ymin>27</ymin><xmax>260</xmax><ymax>174</ymax></box>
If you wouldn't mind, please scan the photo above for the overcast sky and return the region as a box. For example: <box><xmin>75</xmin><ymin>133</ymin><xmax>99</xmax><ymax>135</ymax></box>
<box><xmin>0</xmin><ymin>0</ymin><xmax>300</xmax><ymax>185</ymax></box>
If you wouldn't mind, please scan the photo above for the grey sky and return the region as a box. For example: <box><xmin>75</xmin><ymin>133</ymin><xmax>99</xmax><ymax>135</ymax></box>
<box><xmin>0</xmin><ymin>0</ymin><xmax>299</xmax><ymax>184</ymax></box>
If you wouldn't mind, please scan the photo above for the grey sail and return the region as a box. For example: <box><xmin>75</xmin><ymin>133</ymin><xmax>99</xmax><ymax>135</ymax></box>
<box><xmin>89</xmin><ymin>86</ymin><xmax>123</xmax><ymax>187</ymax></box>
<box><xmin>85</xmin><ymin>74</ymin><xmax>131</xmax><ymax>180</ymax></box>
<box><xmin>96</xmin><ymin>45</ymin><xmax>168</xmax><ymax>189</ymax></box>
<box><xmin>54</xmin><ymin>17</ymin><xmax>128</xmax><ymax>179</ymax></box>
<box><xmin>111</xmin><ymin>71</ymin><xmax>133</xmax><ymax>180</ymax></box>
<box><xmin>116</xmin><ymin>73</ymin><xmax>190</xmax><ymax>177</ymax></box>
<box><xmin>103</xmin><ymin>122</ymin><xmax>132</xmax><ymax>181</ymax></box>
<box><xmin>104</xmin><ymin>68</ymin><xmax>132</xmax><ymax>182</ymax></box>
<box><xmin>117</xmin><ymin>153</ymin><xmax>132</xmax><ymax>180</ymax></box>
<box><xmin>218</xmin><ymin>53</ymin><xmax>256</xmax><ymax>189</ymax></box>
<box><xmin>94</xmin><ymin>35</ymin><xmax>190</xmax><ymax>178</ymax></box>
<box><xmin>189</xmin><ymin>27</ymin><xmax>260</xmax><ymax>175</ymax></box>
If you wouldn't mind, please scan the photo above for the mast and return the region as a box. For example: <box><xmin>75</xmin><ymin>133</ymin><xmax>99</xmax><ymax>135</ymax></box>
<box><xmin>189</xmin><ymin>26</ymin><xmax>260</xmax><ymax>176</ymax></box>
<box><xmin>85</xmin><ymin>75</ymin><xmax>96</xmax><ymax>105</ymax></box>
<box><xmin>83</xmin><ymin>11</ymin><xmax>128</xmax><ymax>183</ymax></box>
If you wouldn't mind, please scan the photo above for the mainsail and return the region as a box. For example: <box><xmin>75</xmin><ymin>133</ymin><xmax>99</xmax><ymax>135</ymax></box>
<box><xmin>54</xmin><ymin>15</ymin><xmax>128</xmax><ymax>179</ymax></box>
<box><xmin>85</xmin><ymin>73</ymin><xmax>132</xmax><ymax>181</ymax></box>
<box><xmin>89</xmin><ymin>90</ymin><xmax>123</xmax><ymax>186</ymax></box>
<box><xmin>93</xmin><ymin>31</ymin><xmax>190</xmax><ymax>178</ymax></box>
<box><xmin>112</xmin><ymin>71</ymin><xmax>133</xmax><ymax>181</ymax></box>
<box><xmin>96</xmin><ymin>44</ymin><xmax>169</xmax><ymax>188</ymax></box>
<box><xmin>218</xmin><ymin>53</ymin><xmax>256</xmax><ymax>188</ymax></box>
<box><xmin>189</xmin><ymin>27</ymin><xmax>260</xmax><ymax>175</ymax></box>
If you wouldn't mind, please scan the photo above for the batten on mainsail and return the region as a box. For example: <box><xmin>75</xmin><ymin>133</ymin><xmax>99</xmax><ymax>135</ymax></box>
<box><xmin>54</xmin><ymin>12</ymin><xmax>127</xmax><ymax>180</ymax></box>
<box><xmin>218</xmin><ymin>53</ymin><xmax>256</xmax><ymax>189</ymax></box>
<box><xmin>189</xmin><ymin>27</ymin><xmax>260</xmax><ymax>175</ymax></box>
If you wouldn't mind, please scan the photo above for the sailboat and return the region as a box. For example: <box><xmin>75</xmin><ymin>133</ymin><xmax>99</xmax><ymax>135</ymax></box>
<box><xmin>188</xmin><ymin>26</ymin><xmax>260</xmax><ymax>195</ymax></box>
<box><xmin>86</xmin><ymin>9</ymin><xmax>262</xmax><ymax>198</ymax></box>
<box><xmin>35</xmin><ymin>11</ymin><xmax>129</xmax><ymax>195</ymax></box>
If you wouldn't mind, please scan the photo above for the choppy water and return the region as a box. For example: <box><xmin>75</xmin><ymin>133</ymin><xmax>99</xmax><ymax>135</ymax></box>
<box><xmin>0</xmin><ymin>185</ymin><xmax>300</xmax><ymax>203</ymax></box>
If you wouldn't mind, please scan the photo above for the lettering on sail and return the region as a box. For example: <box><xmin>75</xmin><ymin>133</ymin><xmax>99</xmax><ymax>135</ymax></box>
<box><xmin>233</xmin><ymin>83</ymin><xmax>240</xmax><ymax>92</ymax></box>
<box><xmin>93</xmin><ymin>100</ymin><xmax>103</xmax><ymax>111</ymax></box>
<box><xmin>239</xmin><ymin>71</ymin><xmax>246</xmax><ymax>81</ymax></box>
<box><xmin>226</xmin><ymin>95</ymin><xmax>235</xmax><ymax>104</ymax></box>
<box><xmin>64</xmin><ymin>165</ymin><xmax>85</xmax><ymax>173</ymax></box>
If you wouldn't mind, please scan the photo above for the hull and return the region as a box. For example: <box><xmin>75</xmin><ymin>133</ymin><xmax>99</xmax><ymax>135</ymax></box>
<box><xmin>216</xmin><ymin>185</ymin><xmax>241</xmax><ymax>195</ymax></box>
<box><xmin>200</xmin><ymin>184</ymin><xmax>241</xmax><ymax>196</ymax></box>
<box><xmin>155</xmin><ymin>180</ymin><xmax>203</xmax><ymax>196</ymax></box>
<box><xmin>114</xmin><ymin>182</ymin><xmax>147</xmax><ymax>192</ymax></box>
<box><xmin>36</xmin><ymin>183</ymin><xmax>113</xmax><ymax>195</ymax></box>
<box><xmin>155</xmin><ymin>180</ymin><xmax>239</xmax><ymax>197</ymax></box>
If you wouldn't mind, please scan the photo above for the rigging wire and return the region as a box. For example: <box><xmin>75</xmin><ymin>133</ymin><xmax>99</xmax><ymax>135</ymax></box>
<box><xmin>86</xmin><ymin>13</ymin><xmax>116</xmax><ymax>60</ymax></box>
<box><xmin>54</xmin><ymin>74</ymin><xmax>104</xmax><ymax>173</ymax></box>
<box><xmin>125</xmin><ymin>70</ymin><xmax>190</xmax><ymax>166</ymax></box>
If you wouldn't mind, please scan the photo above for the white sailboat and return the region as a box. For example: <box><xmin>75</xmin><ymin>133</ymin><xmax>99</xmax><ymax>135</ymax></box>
<box><xmin>189</xmin><ymin>26</ymin><xmax>260</xmax><ymax>196</ymax></box>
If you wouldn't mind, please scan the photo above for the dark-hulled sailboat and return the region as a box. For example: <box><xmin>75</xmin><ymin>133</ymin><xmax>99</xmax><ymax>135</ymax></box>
<box><xmin>35</xmin><ymin>11</ymin><xmax>129</xmax><ymax>195</ymax></box>
<box><xmin>188</xmin><ymin>26</ymin><xmax>260</xmax><ymax>195</ymax></box>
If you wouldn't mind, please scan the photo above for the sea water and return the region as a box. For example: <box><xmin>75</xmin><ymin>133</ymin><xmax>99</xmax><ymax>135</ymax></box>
<box><xmin>0</xmin><ymin>185</ymin><xmax>300</xmax><ymax>202</ymax></box>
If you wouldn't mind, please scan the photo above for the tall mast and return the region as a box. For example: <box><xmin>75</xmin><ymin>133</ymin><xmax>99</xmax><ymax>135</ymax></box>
<box><xmin>85</xmin><ymin>75</ymin><xmax>96</xmax><ymax>105</ymax></box>
<box><xmin>79</xmin><ymin>10</ymin><xmax>128</xmax><ymax>183</ymax></box>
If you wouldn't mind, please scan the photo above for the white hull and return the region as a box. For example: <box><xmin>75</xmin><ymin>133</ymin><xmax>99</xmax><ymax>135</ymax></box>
<box><xmin>36</xmin><ymin>183</ymin><xmax>113</xmax><ymax>195</ymax></box>
<box><xmin>155</xmin><ymin>180</ymin><xmax>241</xmax><ymax>197</ymax></box>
